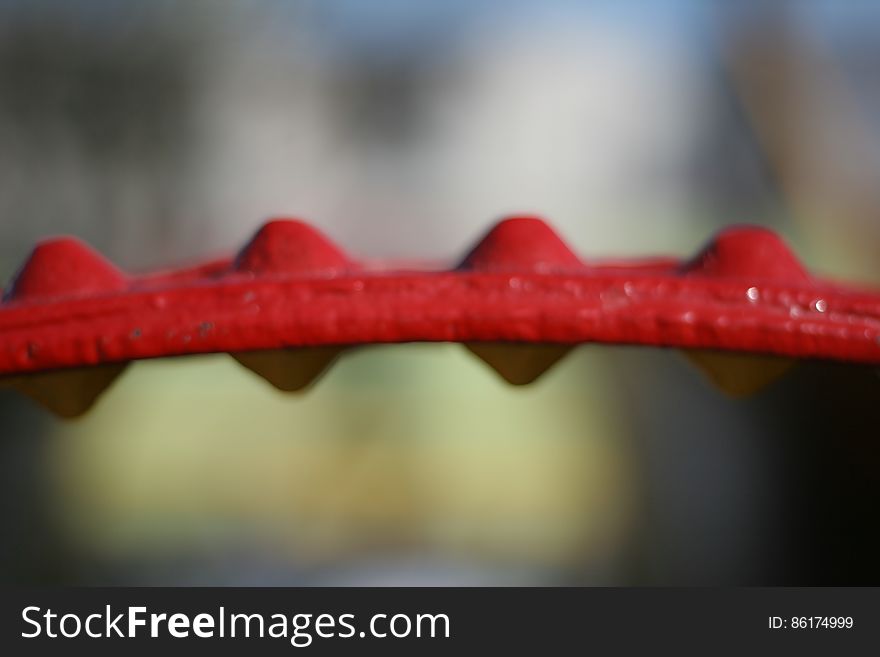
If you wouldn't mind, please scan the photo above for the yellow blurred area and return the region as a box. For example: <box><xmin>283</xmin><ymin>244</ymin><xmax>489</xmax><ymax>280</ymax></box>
<box><xmin>46</xmin><ymin>346</ymin><xmax>637</xmax><ymax>571</ymax></box>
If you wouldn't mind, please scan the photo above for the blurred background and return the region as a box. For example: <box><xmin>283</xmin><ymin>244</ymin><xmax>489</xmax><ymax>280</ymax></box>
<box><xmin>1</xmin><ymin>0</ymin><xmax>879</xmax><ymax>585</ymax></box>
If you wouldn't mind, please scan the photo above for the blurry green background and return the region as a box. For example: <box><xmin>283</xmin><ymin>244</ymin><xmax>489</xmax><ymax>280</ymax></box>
<box><xmin>1</xmin><ymin>0</ymin><xmax>879</xmax><ymax>585</ymax></box>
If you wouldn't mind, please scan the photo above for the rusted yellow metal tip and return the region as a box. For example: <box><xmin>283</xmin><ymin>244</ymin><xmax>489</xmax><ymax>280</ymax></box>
<box><xmin>465</xmin><ymin>342</ymin><xmax>571</xmax><ymax>385</ymax></box>
<box><xmin>232</xmin><ymin>347</ymin><xmax>342</xmax><ymax>392</ymax></box>
<box><xmin>683</xmin><ymin>349</ymin><xmax>794</xmax><ymax>397</ymax></box>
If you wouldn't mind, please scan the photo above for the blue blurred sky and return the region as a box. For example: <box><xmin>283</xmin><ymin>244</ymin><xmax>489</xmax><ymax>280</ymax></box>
<box><xmin>2</xmin><ymin>1</ymin><xmax>878</xmax><ymax>48</ymax></box>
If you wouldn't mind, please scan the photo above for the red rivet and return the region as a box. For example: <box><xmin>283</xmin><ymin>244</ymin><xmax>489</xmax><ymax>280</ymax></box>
<box><xmin>234</xmin><ymin>219</ymin><xmax>350</xmax><ymax>275</ymax></box>
<box><xmin>458</xmin><ymin>216</ymin><xmax>582</xmax><ymax>272</ymax></box>
<box><xmin>4</xmin><ymin>237</ymin><xmax>127</xmax><ymax>302</ymax></box>
<box><xmin>682</xmin><ymin>225</ymin><xmax>810</xmax><ymax>282</ymax></box>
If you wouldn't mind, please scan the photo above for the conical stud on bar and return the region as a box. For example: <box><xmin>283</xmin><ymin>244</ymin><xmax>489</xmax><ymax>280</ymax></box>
<box><xmin>234</xmin><ymin>219</ymin><xmax>351</xmax><ymax>276</ymax></box>
<box><xmin>0</xmin><ymin>238</ymin><xmax>130</xmax><ymax>416</ymax></box>
<box><xmin>680</xmin><ymin>226</ymin><xmax>806</xmax><ymax>394</ymax></box>
<box><xmin>232</xmin><ymin>347</ymin><xmax>342</xmax><ymax>392</ymax></box>
<box><xmin>458</xmin><ymin>215</ymin><xmax>583</xmax><ymax>272</ymax></box>
<box><xmin>4</xmin><ymin>237</ymin><xmax>128</xmax><ymax>302</ymax></box>
<box><xmin>465</xmin><ymin>342</ymin><xmax>572</xmax><ymax>385</ymax></box>
<box><xmin>7</xmin><ymin>364</ymin><xmax>129</xmax><ymax>418</ymax></box>
<box><xmin>681</xmin><ymin>225</ymin><xmax>811</xmax><ymax>283</ymax></box>
<box><xmin>683</xmin><ymin>350</ymin><xmax>794</xmax><ymax>397</ymax></box>
<box><xmin>459</xmin><ymin>218</ymin><xmax>579</xmax><ymax>385</ymax></box>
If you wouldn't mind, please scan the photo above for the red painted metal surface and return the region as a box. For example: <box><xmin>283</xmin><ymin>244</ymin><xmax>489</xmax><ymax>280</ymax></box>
<box><xmin>1</xmin><ymin>215</ymin><xmax>880</xmax><ymax>377</ymax></box>
<box><xmin>4</xmin><ymin>214</ymin><xmax>880</xmax><ymax>416</ymax></box>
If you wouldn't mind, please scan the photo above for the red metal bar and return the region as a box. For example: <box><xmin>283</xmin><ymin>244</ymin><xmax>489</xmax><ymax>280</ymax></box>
<box><xmin>1</xmin><ymin>216</ymin><xmax>879</xmax><ymax>416</ymax></box>
<box><xmin>2</xmin><ymin>216</ymin><xmax>879</xmax><ymax>371</ymax></box>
